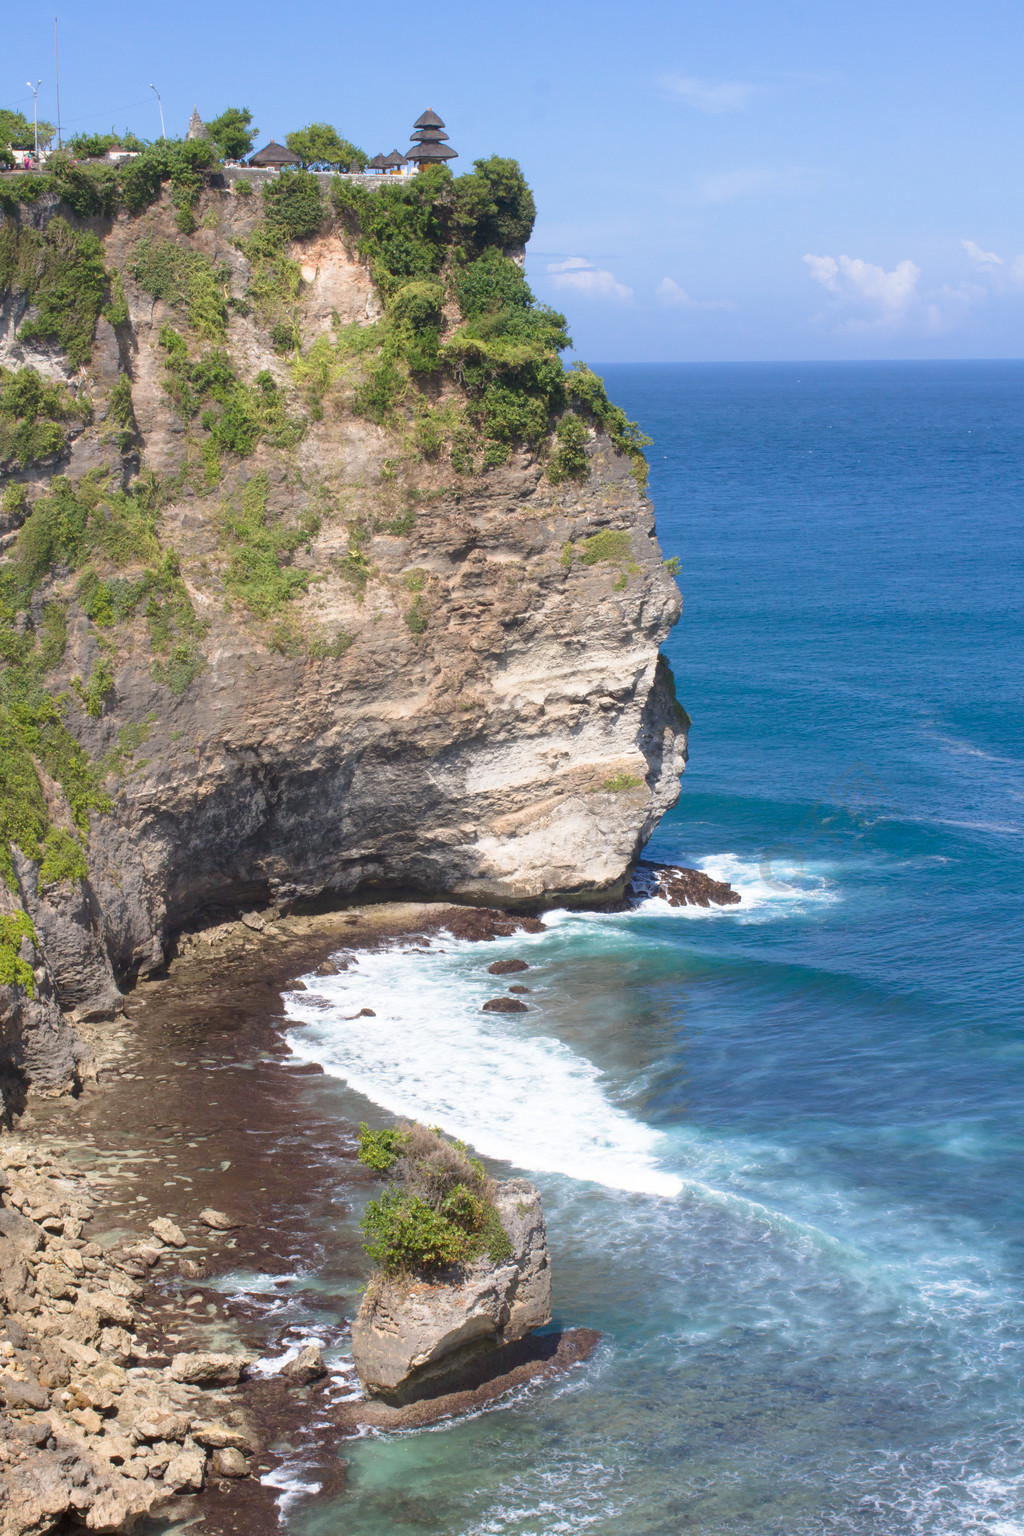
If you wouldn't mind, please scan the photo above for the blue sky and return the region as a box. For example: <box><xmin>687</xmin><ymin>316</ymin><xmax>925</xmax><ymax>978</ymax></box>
<box><xmin>5</xmin><ymin>0</ymin><xmax>1024</xmax><ymax>361</ymax></box>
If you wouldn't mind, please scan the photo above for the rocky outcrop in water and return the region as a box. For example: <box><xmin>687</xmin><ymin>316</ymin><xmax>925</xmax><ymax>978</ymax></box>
<box><xmin>628</xmin><ymin>862</ymin><xmax>741</xmax><ymax>908</ymax></box>
<box><xmin>352</xmin><ymin>1177</ymin><xmax>551</xmax><ymax>1404</ymax></box>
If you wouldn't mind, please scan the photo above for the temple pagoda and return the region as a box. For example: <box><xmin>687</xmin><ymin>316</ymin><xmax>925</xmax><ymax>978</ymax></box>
<box><xmin>186</xmin><ymin>107</ymin><xmax>209</xmax><ymax>142</ymax></box>
<box><xmin>405</xmin><ymin>109</ymin><xmax>457</xmax><ymax>168</ymax></box>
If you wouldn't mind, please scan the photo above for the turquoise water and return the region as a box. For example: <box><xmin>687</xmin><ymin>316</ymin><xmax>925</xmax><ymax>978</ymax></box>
<box><xmin>279</xmin><ymin>362</ymin><xmax>1024</xmax><ymax>1533</ymax></box>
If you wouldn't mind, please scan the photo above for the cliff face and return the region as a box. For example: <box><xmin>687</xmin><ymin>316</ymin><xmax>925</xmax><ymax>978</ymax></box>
<box><xmin>0</xmin><ymin>165</ymin><xmax>686</xmax><ymax>1097</ymax></box>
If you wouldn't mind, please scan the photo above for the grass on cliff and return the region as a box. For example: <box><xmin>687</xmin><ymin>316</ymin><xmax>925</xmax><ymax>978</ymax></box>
<box><xmin>358</xmin><ymin>1121</ymin><xmax>512</xmax><ymax>1277</ymax></box>
<box><xmin>221</xmin><ymin>471</ymin><xmax>319</xmax><ymax>619</ymax></box>
<box><xmin>0</xmin><ymin>366</ymin><xmax>89</xmax><ymax>469</ymax></box>
<box><xmin>0</xmin><ymin>217</ymin><xmax>109</xmax><ymax>368</ymax></box>
<box><xmin>0</xmin><ymin>469</ymin><xmax>209</xmax><ymax>887</ymax></box>
<box><xmin>129</xmin><ymin>237</ymin><xmax>230</xmax><ymax>342</ymax></box>
<box><xmin>0</xmin><ymin>911</ymin><xmax>37</xmax><ymax>995</ymax></box>
<box><xmin>158</xmin><ymin>326</ymin><xmax>305</xmax><ymax>477</ymax></box>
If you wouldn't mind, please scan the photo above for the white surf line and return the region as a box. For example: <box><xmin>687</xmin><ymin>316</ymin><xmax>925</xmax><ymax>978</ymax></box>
<box><xmin>283</xmin><ymin>942</ymin><xmax>682</xmax><ymax>1199</ymax></box>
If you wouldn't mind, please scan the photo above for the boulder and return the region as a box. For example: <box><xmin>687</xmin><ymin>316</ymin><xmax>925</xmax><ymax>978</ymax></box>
<box><xmin>149</xmin><ymin>1217</ymin><xmax>186</xmax><ymax>1248</ymax></box>
<box><xmin>1</xmin><ymin>1371</ymin><xmax>50</xmax><ymax>1410</ymax></box>
<box><xmin>281</xmin><ymin>1344</ymin><xmax>327</xmax><ymax>1385</ymax></box>
<box><xmin>482</xmin><ymin>997</ymin><xmax>528</xmax><ymax>1013</ymax></box>
<box><xmin>487</xmin><ymin>959</ymin><xmax>529</xmax><ymax>975</ymax></box>
<box><xmin>212</xmin><ymin>1446</ymin><xmax>250</xmax><ymax>1478</ymax></box>
<box><xmin>352</xmin><ymin>1178</ymin><xmax>551</xmax><ymax>1405</ymax></box>
<box><xmin>191</xmin><ymin>1418</ymin><xmax>256</xmax><ymax>1453</ymax></box>
<box><xmin>162</xmin><ymin>1441</ymin><xmax>207</xmax><ymax>1493</ymax></box>
<box><xmin>198</xmin><ymin>1207</ymin><xmax>237</xmax><ymax>1230</ymax></box>
<box><xmin>170</xmin><ymin>1351</ymin><xmax>252</xmax><ymax>1386</ymax></box>
<box><xmin>0</xmin><ymin>1208</ymin><xmax>45</xmax><ymax>1254</ymax></box>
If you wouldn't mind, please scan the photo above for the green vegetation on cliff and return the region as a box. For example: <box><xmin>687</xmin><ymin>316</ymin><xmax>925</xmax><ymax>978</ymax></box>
<box><xmin>329</xmin><ymin>159</ymin><xmax>649</xmax><ymax>479</ymax></box>
<box><xmin>0</xmin><ymin>146</ymin><xmax>662</xmax><ymax>915</ymax></box>
<box><xmin>358</xmin><ymin>1120</ymin><xmax>512</xmax><ymax>1276</ymax></box>
<box><xmin>0</xmin><ymin>911</ymin><xmax>37</xmax><ymax>994</ymax></box>
<box><xmin>0</xmin><ymin>217</ymin><xmax>109</xmax><ymax>367</ymax></box>
<box><xmin>0</xmin><ymin>367</ymin><xmax>89</xmax><ymax>469</ymax></box>
<box><xmin>0</xmin><ymin>467</ymin><xmax>211</xmax><ymax>889</ymax></box>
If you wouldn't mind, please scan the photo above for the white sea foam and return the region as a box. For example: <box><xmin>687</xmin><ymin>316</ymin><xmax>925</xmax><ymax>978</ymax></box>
<box><xmin>283</xmin><ymin>943</ymin><xmax>682</xmax><ymax>1198</ymax></box>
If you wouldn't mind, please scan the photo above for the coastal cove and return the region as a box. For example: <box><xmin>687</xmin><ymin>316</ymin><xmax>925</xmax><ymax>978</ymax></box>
<box><xmin>2</xmin><ymin>356</ymin><xmax>1023</xmax><ymax>1536</ymax></box>
<box><xmin>271</xmin><ymin>362</ymin><xmax>1024</xmax><ymax>1534</ymax></box>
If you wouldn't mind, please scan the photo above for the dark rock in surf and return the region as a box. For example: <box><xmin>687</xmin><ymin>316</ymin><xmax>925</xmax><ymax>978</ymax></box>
<box><xmin>487</xmin><ymin>959</ymin><xmax>529</xmax><ymax>975</ymax></box>
<box><xmin>439</xmin><ymin>909</ymin><xmax>545</xmax><ymax>943</ymax></box>
<box><xmin>482</xmin><ymin>997</ymin><xmax>528</xmax><ymax>1013</ymax></box>
<box><xmin>628</xmin><ymin>861</ymin><xmax>741</xmax><ymax>909</ymax></box>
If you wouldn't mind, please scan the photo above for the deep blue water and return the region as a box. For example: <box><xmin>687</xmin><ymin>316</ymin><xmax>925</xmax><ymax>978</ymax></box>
<box><xmin>273</xmin><ymin>362</ymin><xmax>1024</xmax><ymax>1533</ymax></box>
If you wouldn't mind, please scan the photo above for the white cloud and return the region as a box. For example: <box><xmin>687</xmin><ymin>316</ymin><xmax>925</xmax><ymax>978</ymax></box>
<box><xmin>694</xmin><ymin>166</ymin><xmax>817</xmax><ymax>204</ymax></box>
<box><xmin>807</xmin><ymin>241</ymin><xmax>1024</xmax><ymax>336</ymax></box>
<box><xmin>546</xmin><ymin>257</ymin><xmax>633</xmax><ymax>303</ymax></box>
<box><xmin>962</xmin><ymin>239</ymin><xmax>1003</xmax><ymax>268</ymax></box>
<box><xmin>804</xmin><ymin>252</ymin><xmax>920</xmax><ymax>317</ymax></box>
<box><xmin>659</xmin><ymin>74</ymin><xmax>757</xmax><ymax>113</ymax></box>
<box><xmin>656</xmin><ymin>277</ymin><xmax>735</xmax><ymax>311</ymax></box>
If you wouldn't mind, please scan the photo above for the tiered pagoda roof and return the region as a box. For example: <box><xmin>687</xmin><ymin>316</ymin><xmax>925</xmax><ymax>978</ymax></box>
<box><xmin>406</xmin><ymin>109</ymin><xmax>457</xmax><ymax>165</ymax></box>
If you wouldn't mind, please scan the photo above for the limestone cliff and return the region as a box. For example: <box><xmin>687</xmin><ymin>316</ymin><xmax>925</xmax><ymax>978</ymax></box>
<box><xmin>0</xmin><ymin>158</ymin><xmax>687</xmax><ymax>1099</ymax></box>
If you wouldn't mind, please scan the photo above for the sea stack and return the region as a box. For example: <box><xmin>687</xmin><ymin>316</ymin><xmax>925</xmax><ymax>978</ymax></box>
<box><xmin>352</xmin><ymin>1177</ymin><xmax>551</xmax><ymax>1403</ymax></box>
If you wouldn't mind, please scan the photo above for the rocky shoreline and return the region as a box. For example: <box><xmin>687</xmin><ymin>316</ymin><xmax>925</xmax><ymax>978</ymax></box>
<box><xmin>0</xmin><ymin>871</ymin><xmax>739</xmax><ymax>1533</ymax></box>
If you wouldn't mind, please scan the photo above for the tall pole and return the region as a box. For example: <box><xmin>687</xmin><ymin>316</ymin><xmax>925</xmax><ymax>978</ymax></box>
<box><xmin>26</xmin><ymin>80</ymin><xmax>41</xmax><ymax>160</ymax></box>
<box><xmin>149</xmin><ymin>84</ymin><xmax>165</xmax><ymax>141</ymax></box>
<box><xmin>54</xmin><ymin>18</ymin><xmax>61</xmax><ymax>149</ymax></box>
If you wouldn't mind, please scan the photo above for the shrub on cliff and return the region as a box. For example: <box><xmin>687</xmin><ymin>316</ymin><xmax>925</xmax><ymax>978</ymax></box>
<box><xmin>0</xmin><ymin>367</ymin><xmax>87</xmax><ymax>469</ymax></box>
<box><xmin>262</xmin><ymin>169</ymin><xmax>324</xmax><ymax>241</ymax></box>
<box><xmin>3</xmin><ymin>217</ymin><xmax>110</xmax><ymax>369</ymax></box>
<box><xmin>358</xmin><ymin>1121</ymin><xmax>513</xmax><ymax>1276</ymax></box>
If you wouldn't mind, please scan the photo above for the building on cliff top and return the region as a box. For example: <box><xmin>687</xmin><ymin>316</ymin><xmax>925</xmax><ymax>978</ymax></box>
<box><xmin>186</xmin><ymin>107</ymin><xmax>210</xmax><ymax>141</ymax></box>
<box><xmin>406</xmin><ymin>108</ymin><xmax>457</xmax><ymax>167</ymax></box>
<box><xmin>249</xmin><ymin>139</ymin><xmax>301</xmax><ymax>169</ymax></box>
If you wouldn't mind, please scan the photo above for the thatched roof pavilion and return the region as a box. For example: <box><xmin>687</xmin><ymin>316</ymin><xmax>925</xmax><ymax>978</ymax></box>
<box><xmin>368</xmin><ymin>153</ymin><xmax>388</xmax><ymax>172</ymax></box>
<box><xmin>406</xmin><ymin>109</ymin><xmax>457</xmax><ymax>166</ymax></box>
<box><xmin>249</xmin><ymin>140</ymin><xmax>300</xmax><ymax>168</ymax></box>
<box><xmin>381</xmin><ymin>149</ymin><xmax>409</xmax><ymax>173</ymax></box>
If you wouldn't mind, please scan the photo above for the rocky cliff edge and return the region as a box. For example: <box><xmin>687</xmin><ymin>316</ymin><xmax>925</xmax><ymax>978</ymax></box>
<box><xmin>0</xmin><ymin>159</ymin><xmax>687</xmax><ymax>1101</ymax></box>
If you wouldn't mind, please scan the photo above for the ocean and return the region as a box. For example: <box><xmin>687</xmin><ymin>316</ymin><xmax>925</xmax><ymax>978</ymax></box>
<box><xmin>272</xmin><ymin>362</ymin><xmax>1024</xmax><ymax>1534</ymax></box>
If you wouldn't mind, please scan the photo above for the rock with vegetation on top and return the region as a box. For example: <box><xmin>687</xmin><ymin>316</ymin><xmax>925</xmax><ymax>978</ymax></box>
<box><xmin>350</xmin><ymin>1122</ymin><xmax>551</xmax><ymax>1403</ymax></box>
<box><xmin>353</xmin><ymin>1176</ymin><xmax>550</xmax><ymax>1403</ymax></box>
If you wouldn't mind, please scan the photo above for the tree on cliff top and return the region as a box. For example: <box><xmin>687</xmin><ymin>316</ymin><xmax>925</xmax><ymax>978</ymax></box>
<box><xmin>207</xmin><ymin>107</ymin><xmax>257</xmax><ymax>162</ymax></box>
<box><xmin>0</xmin><ymin>107</ymin><xmax>56</xmax><ymax>162</ymax></box>
<box><xmin>286</xmin><ymin>122</ymin><xmax>367</xmax><ymax>172</ymax></box>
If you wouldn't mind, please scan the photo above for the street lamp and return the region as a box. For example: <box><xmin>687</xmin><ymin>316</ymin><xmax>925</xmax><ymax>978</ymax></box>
<box><xmin>25</xmin><ymin>80</ymin><xmax>41</xmax><ymax>161</ymax></box>
<box><xmin>149</xmin><ymin>83</ymin><xmax>165</xmax><ymax>141</ymax></box>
